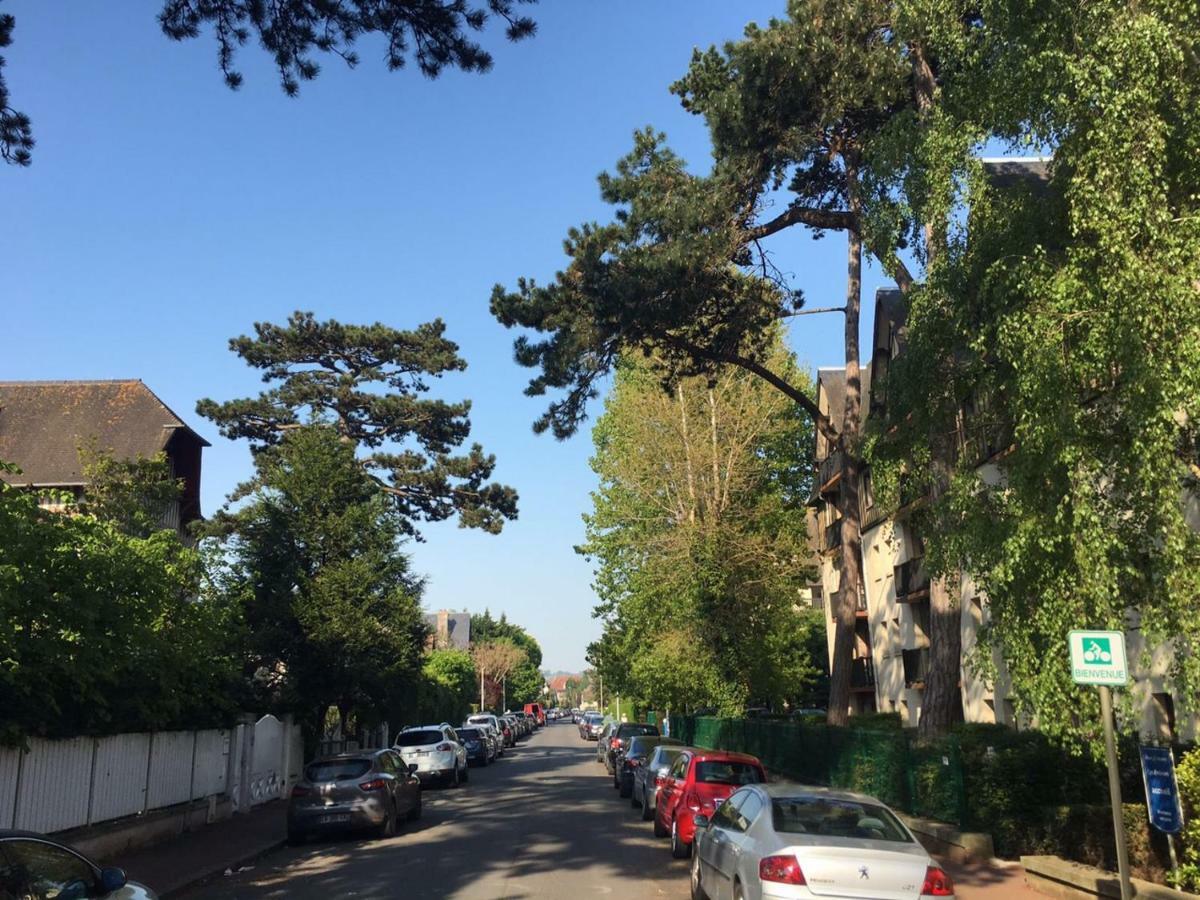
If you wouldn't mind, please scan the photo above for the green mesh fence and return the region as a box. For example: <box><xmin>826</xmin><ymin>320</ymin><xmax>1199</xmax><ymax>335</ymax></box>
<box><xmin>678</xmin><ymin>716</ymin><xmax>967</xmax><ymax>826</ymax></box>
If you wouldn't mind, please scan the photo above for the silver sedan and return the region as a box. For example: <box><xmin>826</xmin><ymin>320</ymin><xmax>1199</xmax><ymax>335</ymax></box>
<box><xmin>689</xmin><ymin>783</ymin><xmax>956</xmax><ymax>900</ymax></box>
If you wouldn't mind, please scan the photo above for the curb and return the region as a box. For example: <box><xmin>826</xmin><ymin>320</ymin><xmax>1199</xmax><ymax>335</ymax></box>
<box><xmin>161</xmin><ymin>837</ymin><xmax>287</xmax><ymax>898</ymax></box>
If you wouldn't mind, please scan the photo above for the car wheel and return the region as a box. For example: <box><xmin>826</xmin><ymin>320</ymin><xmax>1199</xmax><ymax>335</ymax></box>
<box><xmin>612</xmin><ymin>772</ymin><xmax>620</xmax><ymax>790</ymax></box>
<box><xmin>671</xmin><ymin>817</ymin><xmax>691</xmax><ymax>859</ymax></box>
<box><xmin>690</xmin><ymin>851</ymin><xmax>708</xmax><ymax>900</ymax></box>
<box><xmin>449</xmin><ymin>766</ymin><xmax>460</xmax><ymax>789</ymax></box>
<box><xmin>653</xmin><ymin>807</ymin><xmax>669</xmax><ymax>837</ymax></box>
<box><xmin>407</xmin><ymin>794</ymin><xmax>422</xmax><ymax>821</ymax></box>
<box><xmin>641</xmin><ymin>791</ymin><xmax>655</xmax><ymax>820</ymax></box>
<box><xmin>733</xmin><ymin>880</ymin><xmax>745</xmax><ymax>900</ymax></box>
<box><xmin>481</xmin><ymin>754</ymin><xmax>489</xmax><ymax>767</ymax></box>
<box><xmin>461</xmin><ymin>762</ymin><xmax>469</xmax><ymax>783</ymax></box>
<box><xmin>620</xmin><ymin>777</ymin><xmax>632</xmax><ymax>799</ymax></box>
<box><xmin>376</xmin><ymin>805</ymin><xmax>396</xmax><ymax>839</ymax></box>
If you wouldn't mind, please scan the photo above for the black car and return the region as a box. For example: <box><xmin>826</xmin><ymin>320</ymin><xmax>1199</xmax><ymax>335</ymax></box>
<box><xmin>0</xmin><ymin>831</ymin><xmax>150</xmax><ymax>898</ymax></box>
<box><xmin>604</xmin><ymin>722</ymin><xmax>660</xmax><ymax>776</ymax></box>
<box><xmin>613</xmin><ymin>734</ymin><xmax>682</xmax><ymax>797</ymax></box>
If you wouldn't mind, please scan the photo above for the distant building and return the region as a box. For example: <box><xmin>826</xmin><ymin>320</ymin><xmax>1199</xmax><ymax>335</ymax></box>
<box><xmin>425</xmin><ymin>610</ymin><xmax>471</xmax><ymax>651</ymax></box>
<box><xmin>0</xmin><ymin>379</ymin><xmax>209</xmax><ymax>535</ymax></box>
<box><xmin>546</xmin><ymin>674</ymin><xmax>577</xmax><ymax>705</ymax></box>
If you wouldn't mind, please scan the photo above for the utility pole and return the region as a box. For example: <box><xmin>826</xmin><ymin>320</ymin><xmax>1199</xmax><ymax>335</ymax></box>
<box><xmin>502</xmin><ymin>674</ymin><xmax>507</xmax><ymax>713</ymax></box>
<box><xmin>599</xmin><ymin>674</ymin><xmax>604</xmax><ymax>711</ymax></box>
<box><xmin>480</xmin><ymin>669</ymin><xmax>485</xmax><ymax>713</ymax></box>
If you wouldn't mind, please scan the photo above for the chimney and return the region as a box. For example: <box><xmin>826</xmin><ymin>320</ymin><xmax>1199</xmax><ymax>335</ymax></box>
<box><xmin>436</xmin><ymin>610</ymin><xmax>449</xmax><ymax>647</ymax></box>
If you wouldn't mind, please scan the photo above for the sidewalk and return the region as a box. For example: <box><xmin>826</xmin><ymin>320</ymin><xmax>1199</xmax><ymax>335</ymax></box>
<box><xmin>940</xmin><ymin>856</ymin><xmax>1037</xmax><ymax>898</ymax></box>
<box><xmin>104</xmin><ymin>802</ymin><xmax>287</xmax><ymax>898</ymax></box>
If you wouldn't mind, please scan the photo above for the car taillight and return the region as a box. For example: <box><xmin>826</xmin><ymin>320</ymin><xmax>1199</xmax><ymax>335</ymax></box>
<box><xmin>759</xmin><ymin>855</ymin><xmax>806</xmax><ymax>885</ymax></box>
<box><xmin>290</xmin><ymin>785</ymin><xmax>311</xmax><ymax>797</ymax></box>
<box><xmin>359</xmin><ymin>778</ymin><xmax>386</xmax><ymax>792</ymax></box>
<box><xmin>654</xmin><ymin>774</ymin><xmax>667</xmax><ymax>786</ymax></box>
<box><xmin>684</xmin><ymin>791</ymin><xmax>701</xmax><ymax>811</ymax></box>
<box><xmin>921</xmin><ymin>866</ymin><xmax>955</xmax><ymax>897</ymax></box>
<box><xmin>612</xmin><ymin>738</ymin><xmax>623</xmax><ymax>749</ymax></box>
<box><xmin>627</xmin><ymin>757</ymin><xmax>642</xmax><ymax>767</ymax></box>
<box><xmin>436</xmin><ymin>743</ymin><xmax>454</xmax><ymax>751</ymax></box>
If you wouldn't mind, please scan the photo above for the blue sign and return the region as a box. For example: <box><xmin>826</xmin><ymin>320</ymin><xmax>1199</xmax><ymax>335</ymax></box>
<box><xmin>1139</xmin><ymin>745</ymin><xmax>1183</xmax><ymax>834</ymax></box>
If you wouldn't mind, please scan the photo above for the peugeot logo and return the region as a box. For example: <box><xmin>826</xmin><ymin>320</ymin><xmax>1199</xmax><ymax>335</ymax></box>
<box><xmin>859</xmin><ymin>866</ymin><xmax>870</xmax><ymax>880</ymax></box>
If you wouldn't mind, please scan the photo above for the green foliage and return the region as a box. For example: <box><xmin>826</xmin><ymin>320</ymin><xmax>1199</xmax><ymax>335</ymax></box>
<box><xmin>469</xmin><ymin>609</ymin><xmax>543</xmax><ymax>708</ymax></box>
<box><xmin>868</xmin><ymin>0</ymin><xmax>1200</xmax><ymax>747</ymax></box>
<box><xmin>78</xmin><ymin>441</ymin><xmax>183</xmax><ymax>538</ymax></box>
<box><xmin>1173</xmin><ymin>747</ymin><xmax>1200</xmax><ymax>890</ymax></box>
<box><xmin>207</xmin><ymin>426</ymin><xmax>429</xmax><ymax>738</ymax></box>
<box><xmin>0</xmin><ymin>463</ymin><xmax>240</xmax><ymax>746</ymax></box>
<box><xmin>578</xmin><ymin>339</ymin><xmax>823</xmax><ymax>716</ymax></box>
<box><xmin>198</xmin><ymin>311</ymin><xmax>517</xmax><ymax>537</ymax></box>
<box><xmin>418</xmin><ymin>649</ymin><xmax>477</xmax><ymax>725</ymax></box>
<box><xmin>0</xmin><ymin>5</ymin><xmax>32</xmax><ymax>166</ymax></box>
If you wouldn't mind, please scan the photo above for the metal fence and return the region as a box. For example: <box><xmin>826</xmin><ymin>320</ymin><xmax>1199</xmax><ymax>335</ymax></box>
<box><xmin>678</xmin><ymin>716</ymin><xmax>968</xmax><ymax>826</ymax></box>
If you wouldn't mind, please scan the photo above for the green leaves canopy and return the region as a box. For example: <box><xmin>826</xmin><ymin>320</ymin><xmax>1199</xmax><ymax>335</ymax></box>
<box><xmin>198</xmin><ymin>312</ymin><xmax>517</xmax><ymax>537</ymax></box>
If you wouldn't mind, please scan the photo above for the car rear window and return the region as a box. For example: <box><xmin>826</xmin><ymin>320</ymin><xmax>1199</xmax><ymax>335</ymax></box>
<box><xmin>395</xmin><ymin>729</ymin><xmax>444</xmax><ymax>746</ymax></box>
<box><xmin>771</xmin><ymin>797</ymin><xmax>912</xmax><ymax>843</ymax></box>
<box><xmin>458</xmin><ymin>728</ymin><xmax>482</xmax><ymax>739</ymax></box>
<box><xmin>619</xmin><ymin>724</ymin><xmax>659</xmax><ymax>738</ymax></box>
<box><xmin>694</xmin><ymin>761</ymin><xmax>764</xmax><ymax>786</ymax></box>
<box><xmin>305</xmin><ymin>759</ymin><xmax>371</xmax><ymax>782</ymax></box>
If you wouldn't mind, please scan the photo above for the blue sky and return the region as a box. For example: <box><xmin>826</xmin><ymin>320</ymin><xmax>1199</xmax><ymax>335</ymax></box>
<box><xmin>4</xmin><ymin>1</ymin><xmax>896</xmax><ymax>672</ymax></box>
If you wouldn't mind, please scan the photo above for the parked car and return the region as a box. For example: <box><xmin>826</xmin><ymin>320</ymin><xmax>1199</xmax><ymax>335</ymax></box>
<box><xmin>519</xmin><ymin>710</ymin><xmax>537</xmax><ymax>732</ymax></box>
<box><xmin>497</xmin><ymin>714</ymin><xmax>518</xmax><ymax>746</ymax></box>
<box><xmin>689</xmin><ymin>783</ymin><xmax>956</xmax><ymax>900</ymax></box>
<box><xmin>0</xmin><ymin>830</ymin><xmax>156</xmax><ymax>898</ymax></box>
<box><xmin>456</xmin><ymin>726</ymin><xmax>493</xmax><ymax>766</ymax></box>
<box><xmin>595</xmin><ymin>720</ymin><xmax>618</xmax><ymax>763</ymax></box>
<box><xmin>287</xmin><ymin>748</ymin><xmax>421</xmax><ymax>843</ymax></box>
<box><xmin>605</xmin><ymin>722</ymin><xmax>660</xmax><ymax>776</ymax></box>
<box><xmin>394</xmin><ymin>723</ymin><xmax>469</xmax><ymax>787</ymax></box>
<box><xmin>524</xmin><ymin>702</ymin><xmax>546</xmax><ymax>726</ymax></box>
<box><xmin>571</xmin><ymin>708</ymin><xmax>583</xmax><ymax>723</ymax></box>
<box><xmin>580</xmin><ymin>711</ymin><xmax>603</xmax><ymax>740</ymax></box>
<box><xmin>654</xmin><ymin>748</ymin><xmax>767</xmax><ymax>859</ymax></box>
<box><xmin>633</xmin><ymin>743</ymin><xmax>690</xmax><ymax>822</ymax></box>
<box><xmin>506</xmin><ymin>712</ymin><xmax>527</xmax><ymax>738</ymax></box>
<box><xmin>465</xmin><ymin>715</ymin><xmax>505</xmax><ymax>757</ymax></box>
<box><xmin>615</xmin><ymin>734</ymin><xmax>682</xmax><ymax>797</ymax></box>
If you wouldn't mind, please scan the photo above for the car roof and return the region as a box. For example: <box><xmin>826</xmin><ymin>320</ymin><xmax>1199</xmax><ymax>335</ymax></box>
<box><xmin>402</xmin><ymin>723</ymin><xmax>451</xmax><ymax>731</ymax></box>
<box><xmin>760</xmin><ymin>781</ymin><xmax>885</xmax><ymax>805</ymax></box>
<box><xmin>688</xmin><ymin>749</ymin><xmax>763</xmax><ymax>765</ymax></box>
<box><xmin>307</xmin><ymin>750</ymin><xmax>387</xmax><ymax>763</ymax></box>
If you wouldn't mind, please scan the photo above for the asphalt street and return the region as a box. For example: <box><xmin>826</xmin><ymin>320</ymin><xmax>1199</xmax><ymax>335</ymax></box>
<box><xmin>185</xmin><ymin>720</ymin><xmax>693</xmax><ymax>899</ymax></box>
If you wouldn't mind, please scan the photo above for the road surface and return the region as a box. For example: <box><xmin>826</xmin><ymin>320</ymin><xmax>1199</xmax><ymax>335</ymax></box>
<box><xmin>186</xmin><ymin>719</ymin><xmax>692</xmax><ymax>899</ymax></box>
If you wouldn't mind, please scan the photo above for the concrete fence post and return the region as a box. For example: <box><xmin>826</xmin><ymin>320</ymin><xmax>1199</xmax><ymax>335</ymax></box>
<box><xmin>280</xmin><ymin>714</ymin><xmax>295</xmax><ymax>799</ymax></box>
<box><xmin>85</xmin><ymin>738</ymin><xmax>99</xmax><ymax>825</ymax></box>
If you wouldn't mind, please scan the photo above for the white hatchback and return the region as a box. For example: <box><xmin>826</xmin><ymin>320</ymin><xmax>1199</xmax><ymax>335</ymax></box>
<box><xmin>394</xmin><ymin>724</ymin><xmax>468</xmax><ymax>787</ymax></box>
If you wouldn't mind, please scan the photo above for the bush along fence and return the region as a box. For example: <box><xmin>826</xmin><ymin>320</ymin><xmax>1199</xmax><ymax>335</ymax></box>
<box><xmin>0</xmin><ymin>714</ymin><xmax>303</xmax><ymax>836</ymax></box>
<box><xmin>675</xmin><ymin>716</ymin><xmax>1194</xmax><ymax>883</ymax></box>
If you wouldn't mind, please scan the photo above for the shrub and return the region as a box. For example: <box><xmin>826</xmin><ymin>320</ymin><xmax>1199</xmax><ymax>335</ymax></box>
<box><xmin>1173</xmin><ymin>747</ymin><xmax>1200</xmax><ymax>891</ymax></box>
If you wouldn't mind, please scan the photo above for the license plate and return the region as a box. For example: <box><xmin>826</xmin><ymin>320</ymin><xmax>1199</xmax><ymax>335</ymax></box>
<box><xmin>318</xmin><ymin>814</ymin><xmax>351</xmax><ymax>825</ymax></box>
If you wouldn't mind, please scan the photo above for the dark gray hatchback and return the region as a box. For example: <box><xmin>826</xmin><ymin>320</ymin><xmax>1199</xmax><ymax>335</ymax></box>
<box><xmin>287</xmin><ymin>748</ymin><xmax>421</xmax><ymax>843</ymax></box>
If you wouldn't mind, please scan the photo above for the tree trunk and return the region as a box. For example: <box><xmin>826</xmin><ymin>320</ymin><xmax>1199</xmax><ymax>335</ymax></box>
<box><xmin>828</xmin><ymin>189</ymin><xmax>867</xmax><ymax>727</ymax></box>
<box><xmin>920</xmin><ymin>572</ymin><xmax>963</xmax><ymax>736</ymax></box>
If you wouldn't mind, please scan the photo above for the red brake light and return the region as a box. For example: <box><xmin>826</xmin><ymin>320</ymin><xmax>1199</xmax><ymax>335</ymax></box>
<box><xmin>759</xmin><ymin>855</ymin><xmax>806</xmax><ymax>885</ymax></box>
<box><xmin>684</xmin><ymin>791</ymin><xmax>701</xmax><ymax>811</ymax></box>
<box><xmin>921</xmin><ymin>866</ymin><xmax>954</xmax><ymax>896</ymax></box>
<box><xmin>436</xmin><ymin>742</ymin><xmax>454</xmax><ymax>751</ymax></box>
<box><xmin>654</xmin><ymin>774</ymin><xmax>666</xmax><ymax>786</ymax></box>
<box><xmin>290</xmin><ymin>784</ymin><xmax>310</xmax><ymax>797</ymax></box>
<box><xmin>359</xmin><ymin>778</ymin><xmax>386</xmax><ymax>792</ymax></box>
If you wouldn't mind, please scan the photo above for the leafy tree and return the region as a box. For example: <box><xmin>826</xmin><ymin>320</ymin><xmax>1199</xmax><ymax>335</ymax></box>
<box><xmin>577</xmin><ymin>337</ymin><xmax>824</xmax><ymax>716</ymax></box>
<box><xmin>470</xmin><ymin>609</ymin><xmax>543</xmax><ymax>707</ymax></box>
<box><xmin>208</xmin><ymin>426</ymin><xmax>429</xmax><ymax>739</ymax></box>
<box><xmin>2</xmin><ymin>0</ymin><xmax>536</xmax><ymax>166</ymax></box>
<box><xmin>470</xmin><ymin>639</ymin><xmax>526</xmax><ymax>710</ymax></box>
<box><xmin>0</xmin><ymin>462</ymin><xmax>240</xmax><ymax>745</ymax></box>
<box><xmin>490</xmin><ymin>1</ymin><xmax>931</xmax><ymax>724</ymax></box>
<box><xmin>78</xmin><ymin>441</ymin><xmax>183</xmax><ymax>538</ymax></box>
<box><xmin>421</xmin><ymin>647</ymin><xmax>477</xmax><ymax>723</ymax></box>
<box><xmin>865</xmin><ymin>1</ymin><xmax>1200</xmax><ymax>744</ymax></box>
<box><xmin>198</xmin><ymin>311</ymin><xmax>517</xmax><ymax>537</ymax></box>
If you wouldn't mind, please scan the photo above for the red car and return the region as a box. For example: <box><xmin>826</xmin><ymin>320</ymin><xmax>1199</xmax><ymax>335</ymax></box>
<box><xmin>653</xmin><ymin>748</ymin><xmax>767</xmax><ymax>859</ymax></box>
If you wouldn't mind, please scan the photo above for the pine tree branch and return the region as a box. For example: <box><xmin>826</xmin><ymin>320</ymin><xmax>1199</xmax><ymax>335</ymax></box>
<box><xmin>747</xmin><ymin>204</ymin><xmax>855</xmax><ymax>240</ymax></box>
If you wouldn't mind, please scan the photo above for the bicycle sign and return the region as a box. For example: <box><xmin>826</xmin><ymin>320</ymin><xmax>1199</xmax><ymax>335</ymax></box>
<box><xmin>1069</xmin><ymin>630</ymin><xmax>1128</xmax><ymax>686</ymax></box>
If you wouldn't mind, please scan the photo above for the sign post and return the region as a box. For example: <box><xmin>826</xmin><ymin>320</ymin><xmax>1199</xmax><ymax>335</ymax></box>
<box><xmin>1069</xmin><ymin>630</ymin><xmax>1132</xmax><ymax>900</ymax></box>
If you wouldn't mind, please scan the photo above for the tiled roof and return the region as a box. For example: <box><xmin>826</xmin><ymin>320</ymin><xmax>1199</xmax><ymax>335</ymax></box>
<box><xmin>0</xmin><ymin>380</ymin><xmax>210</xmax><ymax>487</ymax></box>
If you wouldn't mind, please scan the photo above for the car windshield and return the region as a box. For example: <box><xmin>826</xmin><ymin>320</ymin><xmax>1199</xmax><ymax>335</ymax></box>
<box><xmin>618</xmin><ymin>725</ymin><xmax>658</xmax><ymax>738</ymax></box>
<box><xmin>657</xmin><ymin>749</ymin><xmax>683</xmax><ymax>767</ymax></box>
<box><xmin>395</xmin><ymin>729</ymin><xmax>444</xmax><ymax>746</ymax></box>
<box><xmin>458</xmin><ymin>728</ymin><xmax>482</xmax><ymax>739</ymax></box>
<box><xmin>305</xmin><ymin>759</ymin><xmax>371</xmax><ymax>782</ymax></box>
<box><xmin>468</xmin><ymin>717</ymin><xmax>492</xmax><ymax>725</ymax></box>
<box><xmin>771</xmin><ymin>797</ymin><xmax>913</xmax><ymax>843</ymax></box>
<box><xmin>627</xmin><ymin>736</ymin><xmax>659</xmax><ymax>755</ymax></box>
<box><xmin>695</xmin><ymin>761</ymin><xmax>764</xmax><ymax>785</ymax></box>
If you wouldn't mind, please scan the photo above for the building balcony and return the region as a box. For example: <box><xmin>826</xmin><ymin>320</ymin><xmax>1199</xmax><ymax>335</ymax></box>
<box><xmin>894</xmin><ymin>556</ymin><xmax>930</xmax><ymax>603</ymax></box>
<box><xmin>902</xmin><ymin>647</ymin><xmax>930</xmax><ymax>689</ymax></box>
<box><xmin>817</xmin><ymin>449</ymin><xmax>845</xmax><ymax>495</ymax></box>
<box><xmin>851</xmin><ymin>656</ymin><xmax>875</xmax><ymax>690</ymax></box>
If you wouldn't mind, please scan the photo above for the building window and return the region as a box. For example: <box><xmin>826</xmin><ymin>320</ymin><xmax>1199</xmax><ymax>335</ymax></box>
<box><xmin>1152</xmin><ymin>693</ymin><xmax>1176</xmax><ymax>740</ymax></box>
<box><xmin>863</xmin><ymin>468</ymin><xmax>875</xmax><ymax>509</ymax></box>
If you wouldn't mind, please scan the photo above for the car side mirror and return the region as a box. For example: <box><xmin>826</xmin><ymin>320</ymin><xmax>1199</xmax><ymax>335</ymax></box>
<box><xmin>692</xmin><ymin>814</ymin><xmax>710</xmax><ymax>830</ymax></box>
<box><xmin>99</xmin><ymin>867</ymin><xmax>128</xmax><ymax>893</ymax></box>
<box><xmin>408</xmin><ymin>763</ymin><xmax>419</xmax><ymax>774</ymax></box>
